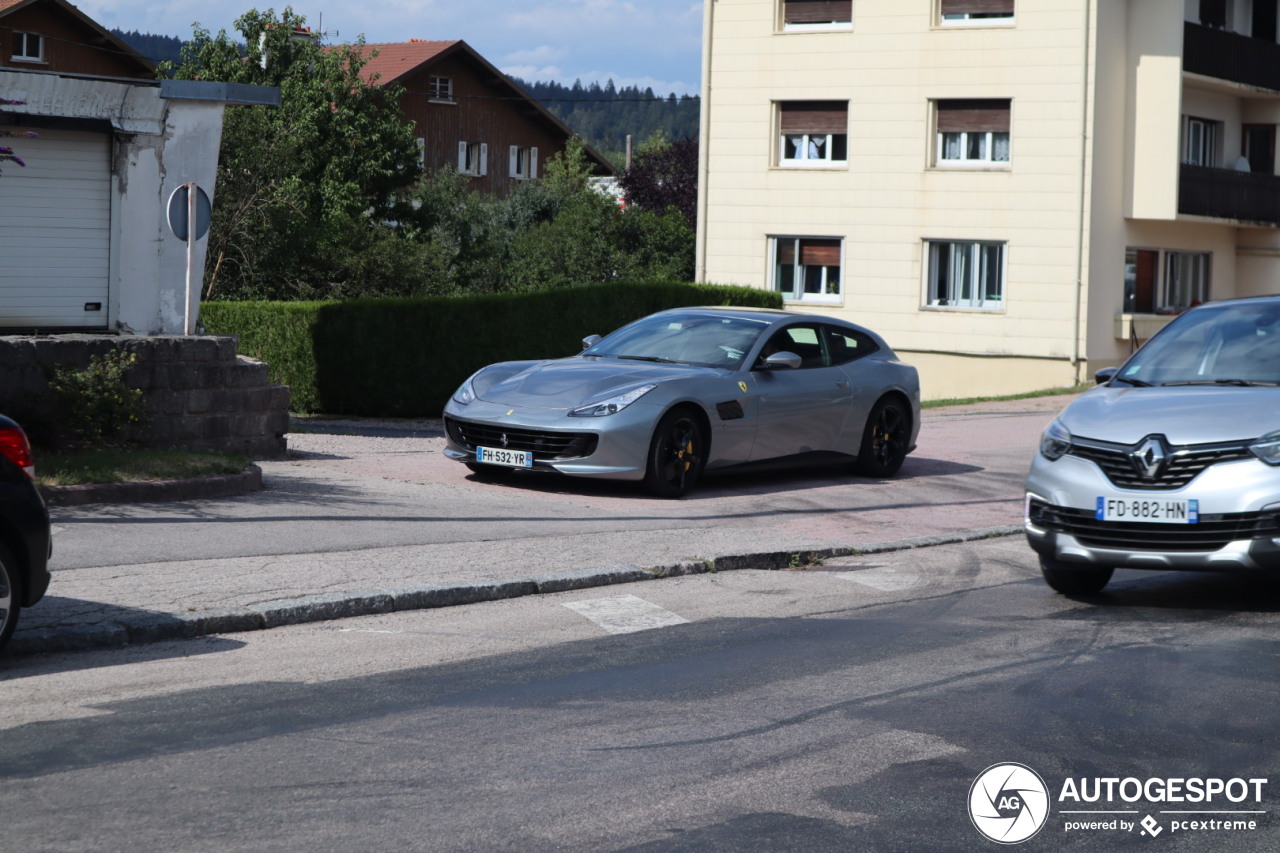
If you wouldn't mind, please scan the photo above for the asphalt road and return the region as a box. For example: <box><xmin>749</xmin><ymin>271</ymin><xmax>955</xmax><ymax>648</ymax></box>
<box><xmin>12</xmin><ymin>395</ymin><xmax>1073</xmax><ymax>651</ymax></box>
<box><xmin>2</xmin><ymin>536</ymin><xmax>1277</xmax><ymax>851</ymax></box>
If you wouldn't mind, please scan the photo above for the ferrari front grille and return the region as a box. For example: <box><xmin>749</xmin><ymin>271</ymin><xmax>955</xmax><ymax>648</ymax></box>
<box><xmin>445</xmin><ymin>417</ymin><xmax>598</xmax><ymax>460</ymax></box>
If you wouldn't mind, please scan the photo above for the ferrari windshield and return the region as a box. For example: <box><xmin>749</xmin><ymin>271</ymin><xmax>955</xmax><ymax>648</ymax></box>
<box><xmin>584</xmin><ymin>312</ymin><xmax>773</xmax><ymax>369</ymax></box>
<box><xmin>1117</xmin><ymin>300</ymin><xmax>1280</xmax><ymax>387</ymax></box>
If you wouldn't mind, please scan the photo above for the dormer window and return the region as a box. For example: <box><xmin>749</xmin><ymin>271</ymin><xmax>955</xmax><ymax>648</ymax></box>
<box><xmin>12</xmin><ymin>31</ymin><xmax>44</xmax><ymax>62</ymax></box>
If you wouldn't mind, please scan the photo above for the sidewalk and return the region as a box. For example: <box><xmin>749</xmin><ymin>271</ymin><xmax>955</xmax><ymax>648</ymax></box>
<box><xmin>9</xmin><ymin>394</ymin><xmax>1073</xmax><ymax>657</ymax></box>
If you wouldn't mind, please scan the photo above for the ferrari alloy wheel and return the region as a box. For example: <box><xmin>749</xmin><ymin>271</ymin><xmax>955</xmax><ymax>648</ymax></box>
<box><xmin>644</xmin><ymin>408</ymin><xmax>706</xmax><ymax>498</ymax></box>
<box><xmin>1040</xmin><ymin>557</ymin><xmax>1114</xmax><ymax>595</ymax></box>
<box><xmin>0</xmin><ymin>543</ymin><xmax>20</xmax><ymax>653</ymax></box>
<box><xmin>855</xmin><ymin>397</ymin><xmax>911</xmax><ymax>477</ymax></box>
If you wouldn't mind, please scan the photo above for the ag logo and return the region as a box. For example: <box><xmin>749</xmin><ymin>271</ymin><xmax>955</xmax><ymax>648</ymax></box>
<box><xmin>969</xmin><ymin>763</ymin><xmax>1050</xmax><ymax>844</ymax></box>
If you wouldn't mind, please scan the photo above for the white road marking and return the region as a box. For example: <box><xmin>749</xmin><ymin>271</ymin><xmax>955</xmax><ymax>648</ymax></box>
<box><xmin>835</xmin><ymin>568</ymin><xmax>921</xmax><ymax>591</ymax></box>
<box><xmin>563</xmin><ymin>594</ymin><xmax>690</xmax><ymax>634</ymax></box>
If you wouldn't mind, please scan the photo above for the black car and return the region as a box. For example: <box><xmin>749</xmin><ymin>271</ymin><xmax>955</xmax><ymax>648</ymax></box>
<box><xmin>0</xmin><ymin>415</ymin><xmax>51</xmax><ymax>651</ymax></box>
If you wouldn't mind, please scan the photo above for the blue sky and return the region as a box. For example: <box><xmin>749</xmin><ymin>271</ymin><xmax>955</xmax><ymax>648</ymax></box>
<box><xmin>79</xmin><ymin>0</ymin><xmax>705</xmax><ymax>95</ymax></box>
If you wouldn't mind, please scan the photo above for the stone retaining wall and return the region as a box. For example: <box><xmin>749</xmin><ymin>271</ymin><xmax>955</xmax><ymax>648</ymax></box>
<box><xmin>0</xmin><ymin>335</ymin><xmax>289</xmax><ymax>458</ymax></box>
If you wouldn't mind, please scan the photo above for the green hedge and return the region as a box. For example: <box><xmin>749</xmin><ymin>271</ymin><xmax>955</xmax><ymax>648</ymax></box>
<box><xmin>202</xmin><ymin>281</ymin><xmax>783</xmax><ymax>416</ymax></box>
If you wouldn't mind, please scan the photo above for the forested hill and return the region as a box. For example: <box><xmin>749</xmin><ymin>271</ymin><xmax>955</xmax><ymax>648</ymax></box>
<box><xmin>111</xmin><ymin>29</ymin><xmax>184</xmax><ymax>65</ymax></box>
<box><xmin>510</xmin><ymin>78</ymin><xmax>700</xmax><ymax>167</ymax></box>
<box><xmin>111</xmin><ymin>30</ymin><xmax>699</xmax><ymax>166</ymax></box>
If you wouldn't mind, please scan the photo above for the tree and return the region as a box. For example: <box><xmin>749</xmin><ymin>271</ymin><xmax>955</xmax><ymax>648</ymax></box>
<box><xmin>618</xmin><ymin>136</ymin><xmax>698</xmax><ymax>230</ymax></box>
<box><xmin>162</xmin><ymin>8</ymin><xmax>423</xmax><ymax>300</ymax></box>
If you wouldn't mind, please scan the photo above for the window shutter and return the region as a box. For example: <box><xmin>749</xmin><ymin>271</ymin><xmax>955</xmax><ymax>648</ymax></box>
<box><xmin>783</xmin><ymin>0</ymin><xmax>852</xmax><ymax>24</ymax></box>
<box><xmin>509</xmin><ymin>145</ymin><xmax>519</xmax><ymax>177</ymax></box>
<box><xmin>458</xmin><ymin>141</ymin><xmax>468</xmax><ymax>171</ymax></box>
<box><xmin>936</xmin><ymin>99</ymin><xmax>1011</xmax><ymax>133</ymax></box>
<box><xmin>529</xmin><ymin>147</ymin><xmax>538</xmax><ymax>179</ymax></box>
<box><xmin>940</xmin><ymin>0</ymin><xmax>1015</xmax><ymax>14</ymax></box>
<box><xmin>800</xmin><ymin>240</ymin><xmax>841</xmax><ymax>266</ymax></box>
<box><xmin>479</xmin><ymin>143</ymin><xmax>488</xmax><ymax>176</ymax></box>
<box><xmin>779</xmin><ymin>102</ymin><xmax>848</xmax><ymax>134</ymax></box>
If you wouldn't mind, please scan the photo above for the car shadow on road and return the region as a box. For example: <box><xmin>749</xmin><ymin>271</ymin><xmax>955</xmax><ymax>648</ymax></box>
<box><xmin>1049</xmin><ymin>570</ymin><xmax>1280</xmax><ymax>616</ymax></box>
<box><xmin>463</xmin><ymin>455</ymin><xmax>985</xmax><ymax>501</ymax></box>
<box><xmin>6</xmin><ymin>597</ymin><xmax>248</xmax><ymax>670</ymax></box>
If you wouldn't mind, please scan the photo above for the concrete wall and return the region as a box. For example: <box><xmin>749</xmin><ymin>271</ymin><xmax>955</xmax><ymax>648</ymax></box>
<box><xmin>0</xmin><ymin>335</ymin><xmax>289</xmax><ymax>459</ymax></box>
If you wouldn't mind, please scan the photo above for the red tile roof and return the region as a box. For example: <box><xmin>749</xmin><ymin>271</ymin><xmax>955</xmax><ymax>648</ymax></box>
<box><xmin>347</xmin><ymin>40</ymin><xmax>460</xmax><ymax>85</ymax></box>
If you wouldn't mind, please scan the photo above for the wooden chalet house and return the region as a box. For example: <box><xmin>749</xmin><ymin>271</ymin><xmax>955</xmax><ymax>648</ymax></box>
<box><xmin>0</xmin><ymin>0</ymin><xmax>153</xmax><ymax>78</ymax></box>
<box><xmin>349</xmin><ymin>39</ymin><xmax>612</xmax><ymax>196</ymax></box>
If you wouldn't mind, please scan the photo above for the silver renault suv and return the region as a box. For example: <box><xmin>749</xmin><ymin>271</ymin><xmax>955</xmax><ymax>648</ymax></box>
<box><xmin>1025</xmin><ymin>296</ymin><xmax>1280</xmax><ymax>594</ymax></box>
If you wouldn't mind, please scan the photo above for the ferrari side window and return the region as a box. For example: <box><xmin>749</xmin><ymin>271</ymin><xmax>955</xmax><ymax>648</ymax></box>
<box><xmin>823</xmin><ymin>326</ymin><xmax>879</xmax><ymax>366</ymax></box>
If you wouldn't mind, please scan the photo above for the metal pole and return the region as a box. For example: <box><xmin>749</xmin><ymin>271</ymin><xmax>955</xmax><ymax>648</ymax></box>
<box><xmin>185</xmin><ymin>182</ymin><xmax>196</xmax><ymax>335</ymax></box>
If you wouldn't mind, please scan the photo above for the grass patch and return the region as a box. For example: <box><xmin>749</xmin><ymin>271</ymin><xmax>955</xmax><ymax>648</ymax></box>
<box><xmin>923</xmin><ymin>384</ymin><xmax>1092</xmax><ymax>410</ymax></box>
<box><xmin>36</xmin><ymin>448</ymin><xmax>251</xmax><ymax>487</ymax></box>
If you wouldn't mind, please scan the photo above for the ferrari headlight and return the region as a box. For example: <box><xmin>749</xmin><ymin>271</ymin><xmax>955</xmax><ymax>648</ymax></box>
<box><xmin>1249</xmin><ymin>430</ymin><xmax>1280</xmax><ymax>466</ymax></box>
<box><xmin>452</xmin><ymin>376</ymin><xmax>477</xmax><ymax>406</ymax></box>
<box><xmin>1040</xmin><ymin>419</ymin><xmax>1073</xmax><ymax>461</ymax></box>
<box><xmin>570</xmin><ymin>384</ymin><xmax>656</xmax><ymax>417</ymax></box>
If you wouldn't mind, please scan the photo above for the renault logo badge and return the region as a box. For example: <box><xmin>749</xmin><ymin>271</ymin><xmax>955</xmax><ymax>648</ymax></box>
<box><xmin>1131</xmin><ymin>436</ymin><xmax>1168</xmax><ymax>481</ymax></box>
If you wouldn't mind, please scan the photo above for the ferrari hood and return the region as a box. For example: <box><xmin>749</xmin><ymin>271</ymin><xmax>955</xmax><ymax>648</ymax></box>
<box><xmin>1060</xmin><ymin>385</ymin><xmax>1280</xmax><ymax>445</ymax></box>
<box><xmin>473</xmin><ymin>357</ymin><xmax>719</xmax><ymax>409</ymax></box>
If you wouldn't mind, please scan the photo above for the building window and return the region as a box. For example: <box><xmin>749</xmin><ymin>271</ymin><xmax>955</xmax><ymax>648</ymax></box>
<box><xmin>935</xmin><ymin>99</ymin><xmax>1010</xmax><ymax>166</ymax></box>
<box><xmin>939</xmin><ymin>0</ymin><xmax>1015</xmax><ymax>26</ymax></box>
<box><xmin>457</xmin><ymin>141</ymin><xmax>488</xmax><ymax>176</ymax></box>
<box><xmin>1125</xmin><ymin>249</ymin><xmax>1212</xmax><ymax>313</ymax></box>
<box><xmin>509</xmin><ymin>146</ymin><xmax>539</xmax><ymax>180</ymax></box>
<box><xmin>781</xmin><ymin>0</ymin><xmax>852</xmax><ymax>30</ymax></box>
<box><xmin>778</xmin><ymin>102</ymin><xmax>848</xmax><ymax>167</ymax></box>
<box><xmin>1183</xmin><ymin>116</ymin><xmax>1220</xmax><ymax>167</ymax></box>
<box><xmin>773</xmin><ymin>237</ymin><xmax>842</xmax><ymax>303</ymax></box>
<box><xmin>1199</xmin><ymin>0</ymin><xmax>1228</xmax><ymax>29</ymax></box>
<box><xmin>926</xmin><ymin>240</ymin><xmax>1005</xmax><ymax>309</ymax></box>
<box><xmin>429</xmin><ymin>76</ymin><xmax>454</xmax><ymax>102</ymax></box>
<box><xmin>12</xmin><ymin>31</ymin><xmax>43</xmax><ymax>61</ymax></box>
<box><xmin>1164</xmin><ymin>252</ymin><xmax>1211</xmax><ymax>311</ymax></box>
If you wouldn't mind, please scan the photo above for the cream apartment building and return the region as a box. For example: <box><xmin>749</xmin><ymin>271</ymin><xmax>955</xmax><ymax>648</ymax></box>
<box><xmin>697</xmin><ymin>0</ymin><xmax>1280</xmax><ymax>399</ymax></box>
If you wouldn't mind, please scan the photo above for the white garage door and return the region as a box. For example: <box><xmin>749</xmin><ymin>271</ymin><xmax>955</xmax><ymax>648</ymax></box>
<box><xmin>0</xmin><ymin>128</ymin><xmax>111</xmax><ymax>329</ymax></box>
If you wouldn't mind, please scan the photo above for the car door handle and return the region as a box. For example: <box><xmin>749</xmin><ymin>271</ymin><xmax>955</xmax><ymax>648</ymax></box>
<box><xmin>835</xmin><ymin>380</ymin><xmax>849</xmax><ymax>388</ymax></box>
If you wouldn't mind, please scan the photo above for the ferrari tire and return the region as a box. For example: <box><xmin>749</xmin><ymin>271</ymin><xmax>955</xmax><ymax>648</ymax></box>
<box><xmin>1040</xmin><ymin>557</ymin><xmax>1113</xmax><ymax>595</ymax></box>
<box><xmin>854</xmin><ymin>397</ymin><xmax>911</xmax><ymax>477</ymax></box>
<box><xmin>643</xmin><ymin>408</ymin><xmax>706</xmax><ymax>498</ymax></box>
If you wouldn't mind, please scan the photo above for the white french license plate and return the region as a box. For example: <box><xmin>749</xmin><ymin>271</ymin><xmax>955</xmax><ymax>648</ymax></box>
<box><xmin>476</xmin><ymin>446</ymin><xmax>533</xmax><ymax>468</ymax></box>
<box><xmin>1096</xmin><ymin>497</ymin><xmax>1198</xmax><ymax>524</ymax></box>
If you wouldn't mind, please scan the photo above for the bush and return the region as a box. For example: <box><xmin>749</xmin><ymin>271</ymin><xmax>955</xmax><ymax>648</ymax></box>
<box><xmin>45</xmin><ymin>351</ymin><xmax>148</xmax><ymax>448</ymax></box>
<box><xmin>203</xmin><ymin>281</ymin><xmax>782</xmax><ymax>416</ymax></box>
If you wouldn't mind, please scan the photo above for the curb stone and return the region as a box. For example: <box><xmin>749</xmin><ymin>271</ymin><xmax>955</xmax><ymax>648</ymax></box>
<box><xmin>7</xmin><ymin>526</ymin><xmax>1024</xmax><ymax>657</ymax></box>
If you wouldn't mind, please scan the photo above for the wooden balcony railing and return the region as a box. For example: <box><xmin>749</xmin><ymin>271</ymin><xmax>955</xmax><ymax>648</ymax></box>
<box><xmin>1179</xmin><ymin>163</ymin><xmax>1280</xmax><ymax>225</ymax></box>
<box><xmin>1183</xmin><ymin>21</ymin><xmax>1280</xmax><ymax>91</ymax></box>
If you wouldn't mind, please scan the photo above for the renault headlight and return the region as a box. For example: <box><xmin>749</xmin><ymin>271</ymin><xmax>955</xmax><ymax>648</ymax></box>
<box><xmin>1040</xmin><ymin>419</ymin><xmax>1073</xmax><ymax>461</ymax></box>
<box><xmin>569</xmin><ymin>384</ymin><xmax>655</xmax><ymax>417</ymax></box>
<box><xmin>1249</xmin><ymin>430</ymin><xmax>1280</xmax><ymax>466</ymax></box>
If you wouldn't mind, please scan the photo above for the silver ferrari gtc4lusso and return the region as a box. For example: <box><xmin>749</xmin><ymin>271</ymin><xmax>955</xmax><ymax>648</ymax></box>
<box><xmin>1026</xmin><ymin>295</ymin><xmax>1280</xmax><ymax>593</ymax></box>
<box><xmin>444</xmin><ymin>306</ymin><xmax>921</xmax><ymax>497</ymax></box>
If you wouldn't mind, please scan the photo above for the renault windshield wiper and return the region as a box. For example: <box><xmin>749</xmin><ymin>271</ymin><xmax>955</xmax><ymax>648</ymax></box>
<box><xmin>1113</xmin><ymin>376</ymin><xmax>1153</xmax><ymax>387</ymax></box>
